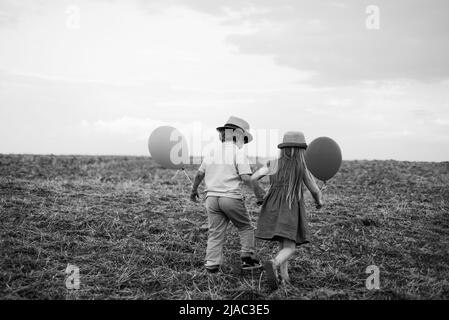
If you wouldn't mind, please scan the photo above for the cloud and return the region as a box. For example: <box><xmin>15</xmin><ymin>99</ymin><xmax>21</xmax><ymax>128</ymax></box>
<box><xmin>85</xmin><ymin>117</ymin><xmax>176</xmax><ymax>140</ymax></box>
<box><xmin>0</xmin><ymin>0</ymin><xmax>50</xmax><ymax>26</ymax></box>
<box><xmin>81</xmin><ymin>116</ymin><xmax>211</xmax><ymax>149</ymax></box>
<box><xmin>80</xmin><ymin>116</ymin><xmax>284</xmax><ymax>159</ymax></box>
<box><xmin>435</xmin><ymin>118</ymin><xmax>449</xmax><ymax>126</ymax></box>
<box><xmin>154</xmin><ymin>0</ymin><xmax>449</xmax><ymax>85</ymax></box>
<box><xmin>1</xmin><ymin>0</ymin><xmax>448</xmax><ymax>160</ymax></box>
<box><xmin>0</xmin><ymin>69</ymin><xmax>151</xmax><ymax>88</ymax></box>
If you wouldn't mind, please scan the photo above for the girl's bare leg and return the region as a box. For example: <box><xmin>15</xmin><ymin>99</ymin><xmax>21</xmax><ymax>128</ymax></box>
<box><xmin>280</xmin><ymin>261</ymin><xmax>290</xmax><ymax>284</ymax></box>
<box><xmin>277</xmin><ymin>240</ymin><xmax>289</xmax><ymax>283</ymax></box>
<box><xmin>271</xmin><ymin>240</ymin><xmax>283</xmax><ymax>278</ymax></box>
<box><xmin>274</xmin><ymin>239</ymin><xmax>295</xmax><ymax>283</ymax></box>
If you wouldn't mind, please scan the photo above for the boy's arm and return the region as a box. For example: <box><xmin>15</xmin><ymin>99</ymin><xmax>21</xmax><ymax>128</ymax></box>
<box><xmin>190</xmin><ymin>171</ymin><xmax>205</xmax><ymax>202</ymax></box>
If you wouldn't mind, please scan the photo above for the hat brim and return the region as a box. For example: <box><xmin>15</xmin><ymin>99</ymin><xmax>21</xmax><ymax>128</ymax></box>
<box><xmin>278</xmin><ymin>142</ymin><xmax>307</xmax><ymax>149</ymax></box>
<box><xmin>216</xmin><ymin>126</ymin><xmax>253</xmax><ymax>144</ymax></box>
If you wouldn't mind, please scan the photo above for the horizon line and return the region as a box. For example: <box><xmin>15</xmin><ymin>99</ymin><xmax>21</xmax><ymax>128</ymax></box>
<box><xmin>0</xmin><ymin>153</ymin><xmax>446</xmax><ymax>164</ymax></box>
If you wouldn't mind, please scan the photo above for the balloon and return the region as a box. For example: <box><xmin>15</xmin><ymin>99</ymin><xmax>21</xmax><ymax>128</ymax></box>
<box><xmin>148</xmin><ymin>126</ymin><xmax>189</xmax><ymax>169</ymax></box>
<box><xmin>305</xmin><ymin>137</ymin><xmax>342</xmax><ymax>182</ymax></box>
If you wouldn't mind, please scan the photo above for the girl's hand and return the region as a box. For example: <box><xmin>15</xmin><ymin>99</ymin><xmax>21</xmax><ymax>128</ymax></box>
<box><xmin>316</xmin><ymin>199</ymin><xmax>324</xmax><ymax>209</ymax></box>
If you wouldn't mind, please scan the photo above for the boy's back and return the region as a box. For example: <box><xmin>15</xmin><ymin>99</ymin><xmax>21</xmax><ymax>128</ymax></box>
<box><xmin>199</xmin><ymin>141</ymin><xmax>252</xmax><ymax>199</ymax></box>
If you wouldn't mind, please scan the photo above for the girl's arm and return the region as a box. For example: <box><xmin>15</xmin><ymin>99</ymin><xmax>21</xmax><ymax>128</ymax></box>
<box><xmin>251</xmin><ymin>165</ymin><xmax>270</xmax><ymax>182</ymax></box>
<box><xmin>303</xmin><ymin>168</ymin><xmax>324</xmax><ymax>208</ymax></box>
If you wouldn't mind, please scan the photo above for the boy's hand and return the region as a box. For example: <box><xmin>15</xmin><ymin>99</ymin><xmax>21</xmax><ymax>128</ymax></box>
<box><xmin>191</xmin><ymin>171</ymin><xmax>205</xmax><ymax>203</ymax></box>
<box><xmin>253</xmin><ymin>184</ymin><xmax>265</xmax><ymax>207</ymax></box>
<box><xmin>316</xmin><ymin>199</ymin><xmax>324</xmax><ymax>209</ymax></box>
<box><xmin>255</xmin><ymin>193</ymin><xmax>265</xmax><ymax>206</ymax></box>
<box><xmin>190</xmin><ymin>189</ymin><xmax>199</xmax><ymax>202</ymax></box>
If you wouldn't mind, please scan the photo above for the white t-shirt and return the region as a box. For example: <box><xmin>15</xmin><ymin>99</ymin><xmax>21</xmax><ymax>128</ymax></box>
<box><xmin>198</xmin><ymin>141</ymin><xmax>252</xmax><ymax>199</ymax></box>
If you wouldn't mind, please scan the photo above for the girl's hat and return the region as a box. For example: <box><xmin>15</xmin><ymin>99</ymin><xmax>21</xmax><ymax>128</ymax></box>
<box><xmin>278</xmin><ymin>131</ymin><xmax>307</xmax><ymax>149</ymax></box>
<box><xmin>216</xmin><ymin>116</ymin><xmax>253</xmax><ymax>143</ymax></box>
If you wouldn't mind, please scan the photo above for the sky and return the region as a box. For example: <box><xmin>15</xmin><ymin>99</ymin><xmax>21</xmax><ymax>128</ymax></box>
<box><xmin>0</xmin><ymin>0</ymin><xmax>448</xmax><ymax>161</ymax></box>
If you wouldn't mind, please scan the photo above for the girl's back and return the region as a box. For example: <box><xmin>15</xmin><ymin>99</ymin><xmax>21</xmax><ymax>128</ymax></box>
<box><xmin>266</xmin><ymin>149</ymin><xmax>321</xmax><ymax>208</ymax></box>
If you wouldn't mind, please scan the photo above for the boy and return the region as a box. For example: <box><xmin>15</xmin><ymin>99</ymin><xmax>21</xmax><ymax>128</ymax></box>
<box><xmin>190</xmin><ymin>116</ymin><xmax>265</xmax><ymax>273</ymax></box>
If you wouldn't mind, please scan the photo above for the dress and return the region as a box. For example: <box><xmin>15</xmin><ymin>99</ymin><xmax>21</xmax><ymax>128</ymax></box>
<box><xmin>255</xmin><ymin>159</ymin><xmax>315</xmax><ymax>245</ymax></box>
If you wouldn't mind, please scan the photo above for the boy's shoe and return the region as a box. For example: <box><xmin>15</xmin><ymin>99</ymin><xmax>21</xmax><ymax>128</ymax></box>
<box><xmin>241</xmin><ymin>257</ymin><xmax>262</xmax><ymax>271</ymax></box>
<box><xmin>264</xmin><ymin>260</ymin><xmax>279</xmax><ymax>291</ymax></box>
<box><xmin>206</xmin><ymin>265</ymin><xmax>221</xmax><ymax>274</ymax></box>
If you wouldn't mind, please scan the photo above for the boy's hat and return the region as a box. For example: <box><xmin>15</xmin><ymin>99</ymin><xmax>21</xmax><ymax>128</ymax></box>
<box><xmin>216</xmin><ymin>116</ymin><xmax>253</xmax><ymax>143</ymax></box>
<box><xmin>278</xmin><ymin>131</ymin><xmax>307</xmax><ymax>149</ymax></box>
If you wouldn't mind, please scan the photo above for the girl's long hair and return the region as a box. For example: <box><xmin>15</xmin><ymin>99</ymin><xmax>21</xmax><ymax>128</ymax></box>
<box><xmin>271</xmin><ymin>147</ymin><xmax>307</xmax><ymax>208</ymax></box>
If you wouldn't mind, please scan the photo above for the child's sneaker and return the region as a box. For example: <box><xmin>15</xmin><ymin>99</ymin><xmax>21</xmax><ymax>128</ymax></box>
<box><xmin>264</xmin><ymin>260</ymin><xmax>279</xmax><ymax>290</ymax></box>
<box><xmin>241</xmin><ymin>257</ymin><xmax>262</xmax><ymax>271</ymax></box>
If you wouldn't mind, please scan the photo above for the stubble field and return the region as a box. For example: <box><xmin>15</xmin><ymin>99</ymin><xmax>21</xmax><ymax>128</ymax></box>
<box><xmin>0</xmin><ymin>154</ymin><xmax>448</xmax><ymax>300</ymax></box>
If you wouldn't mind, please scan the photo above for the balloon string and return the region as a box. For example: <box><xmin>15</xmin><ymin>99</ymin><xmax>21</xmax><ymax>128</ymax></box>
<box><xmin>172</xmin><ymin>170</ymin><xmax>180</xmax><ymax>180</ymax></box>
<box><xmin>181</xmin><ymin>168</ymin><xmax>193</xmax><ymax>186</ymax></box>
<box><xmin>320</xmin><ymin>180</ymin><xmax>327</xmax><ymax>191</ymax></box>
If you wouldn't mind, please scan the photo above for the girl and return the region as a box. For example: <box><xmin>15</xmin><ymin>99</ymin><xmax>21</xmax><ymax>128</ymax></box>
<box><xmin>251</xmin><ymin>131</ymin><xmax>324</xmax><ymax>290</ymax></box>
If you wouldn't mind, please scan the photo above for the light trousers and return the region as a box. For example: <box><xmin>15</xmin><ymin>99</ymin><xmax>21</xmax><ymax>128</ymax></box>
<box><xmin>204</xmin><ymin>196</ymin><xmax>255</xmax><ymax>267</ymax></box>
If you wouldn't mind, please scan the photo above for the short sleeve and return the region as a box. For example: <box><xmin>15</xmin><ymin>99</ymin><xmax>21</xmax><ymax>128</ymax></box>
<box><xmin>235</xmin><ymin>149</ymin><xmax>252</xmax><ymax>176</ymax></box>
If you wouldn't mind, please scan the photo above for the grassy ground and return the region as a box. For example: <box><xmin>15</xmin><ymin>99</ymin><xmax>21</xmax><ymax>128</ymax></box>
<box><xmin>0</xmin><ymin>154</ymin><xmax>448</xmax><ymax>300</ymax></box>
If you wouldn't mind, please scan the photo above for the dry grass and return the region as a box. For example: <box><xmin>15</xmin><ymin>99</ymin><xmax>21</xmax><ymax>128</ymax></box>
<box><xmin>0</xmin><ymin>154</ymin><xmax>448</xmax><ymax>300</ymax></box>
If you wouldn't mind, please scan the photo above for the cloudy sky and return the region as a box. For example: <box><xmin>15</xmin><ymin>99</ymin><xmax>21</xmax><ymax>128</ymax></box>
<box><xmin>0</xmin><ymin>0</ymin><xmax>448</xmax><ymax>161</ymax></box>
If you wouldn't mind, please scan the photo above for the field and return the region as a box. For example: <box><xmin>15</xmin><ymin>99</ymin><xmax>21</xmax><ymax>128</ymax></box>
<box><xmin>0</xmin><ymin>154</ymin><xmax>448</xmax><ymax>300</ymax></box>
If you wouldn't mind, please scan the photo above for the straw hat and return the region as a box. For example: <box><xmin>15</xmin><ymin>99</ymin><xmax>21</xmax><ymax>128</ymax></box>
<box><xmin>278</xmin><ymin>131</ymin><xmax>307</xmax><ymax>149</ymax></box>
<box><xmin>216</xmin><ymin>116</ymin><xmax>253</xmax><ymax>143</ymax></box>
